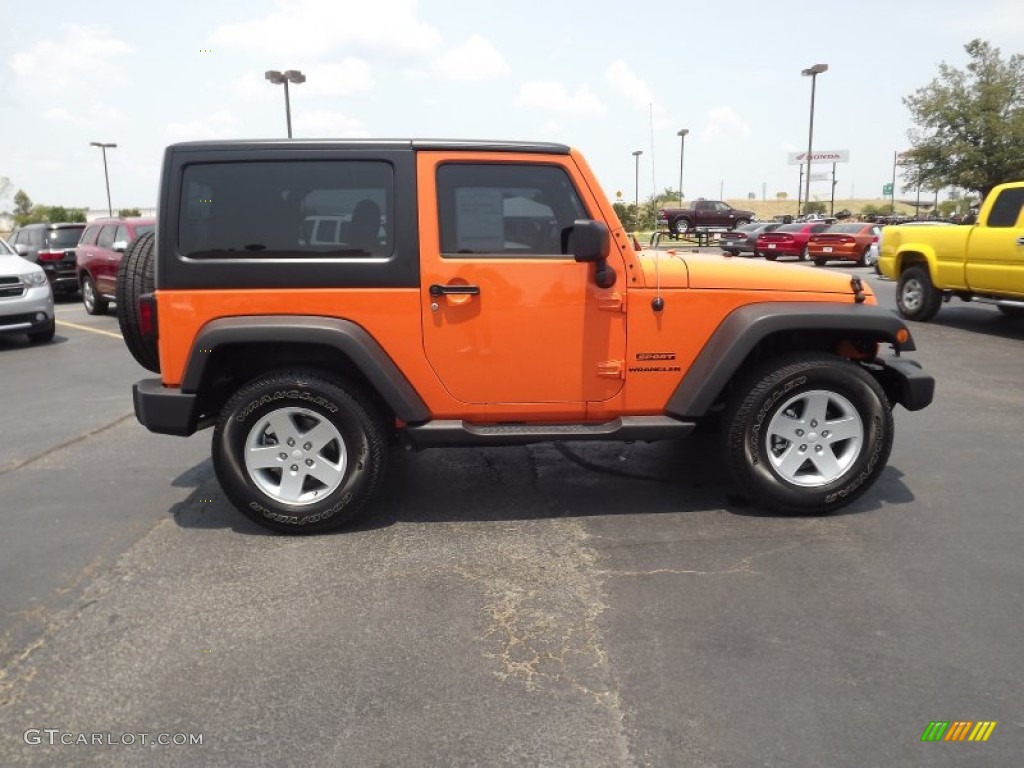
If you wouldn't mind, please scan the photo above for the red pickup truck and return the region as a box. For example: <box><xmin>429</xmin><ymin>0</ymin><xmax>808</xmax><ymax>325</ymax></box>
<box><xmin>656</xmin><ymin>200</ymin><xmax>755</xmax><ymax>235</ymax></box>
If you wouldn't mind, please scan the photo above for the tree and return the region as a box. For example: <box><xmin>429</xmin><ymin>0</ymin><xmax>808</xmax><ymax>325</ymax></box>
<box><xmin>775</xmin><ymin>192</ymin><xmax>788</xmax><ymax>201</ymax></box>
<box><xmin>119</xmin><ymin>207</ymin><xmax>142</xmax><ymax>217</ymax></box>
<box><xmin>903</xmin><ymin>39</ymin><xmax>1024</xmax><ymax>199</ymax></box>
<box><xmin>803</xmin><ymin>201</ymin><xmax>826</xmax><ymax>215</ymax></box>
<box><xmin>13</xmin><ymin>189</ymin><xmax>33</xmax><ymax>217</ymax></box>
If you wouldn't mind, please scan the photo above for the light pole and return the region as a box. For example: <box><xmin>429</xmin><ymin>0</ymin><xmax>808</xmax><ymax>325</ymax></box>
<box><xmin>89</xmin><ymin>142</ymin><xmax>117</xmax><ymax>217</ymax></box>
<box><xmin>800</xmin><ymin>63</ymin><xmax>828</xmax><ymax>216</ymax></box>
<box><xmin>676</xmin><ymin>128</ymin><xmax>688</xmax><ymax>206</ymax></box>
<box><xmin>265</xmin><ymin>69</ymin><xmax>306</xmax><ymax>138</ymax></box>
<box><xmin>632</xmin><ymin>149</ymin><xmax>643</xmax><ymax>211</ymax></box>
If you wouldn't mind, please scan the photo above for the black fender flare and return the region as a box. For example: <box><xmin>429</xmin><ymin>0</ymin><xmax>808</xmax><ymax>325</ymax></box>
<box><xmin>181</xmin><ymin>315</ymin><xmax>430</xmax><ymax>422</ymax></box>
<box><xmin>665</xmin><ymin>302</ymin><xmax>916</xmax><ymax>418</ymax></box>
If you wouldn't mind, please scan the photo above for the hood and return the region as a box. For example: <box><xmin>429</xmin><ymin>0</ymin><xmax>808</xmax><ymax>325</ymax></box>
<box><xmin>636</xmin><ymin>251</ymin><xmax>871</xmax><ymax>296</ymax></box>
<box><xmin>0</xmin><ymin>253</ymin><xmax>43</xmax><ymax>278</ymax></box>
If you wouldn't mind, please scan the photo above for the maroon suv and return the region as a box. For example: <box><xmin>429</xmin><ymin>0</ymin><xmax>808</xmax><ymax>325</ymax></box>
<box><xmin>76</xmin><ymin>217</ymin><xmax>155</xmax><ymax>314</ymax></box>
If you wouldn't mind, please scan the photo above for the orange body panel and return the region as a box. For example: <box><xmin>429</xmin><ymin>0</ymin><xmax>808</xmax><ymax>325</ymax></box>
<box><xmin>155</xmin><ymin>146</ymin><xmax>879</xmax><ymax>425</ymax></box>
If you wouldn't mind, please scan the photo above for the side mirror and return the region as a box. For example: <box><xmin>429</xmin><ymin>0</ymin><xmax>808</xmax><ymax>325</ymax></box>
<box><xmin>569</xmin><ymin>219</ymin><xmax>615</xmax><ymax>288</ymax></box>
<box><xmin>14</xmin><ymin>244</ymin><xmax>29</xmax><ymax>257</ymax></box>
<box><xmin>569</xmin><ymin>219</ymin><xmax>609</xmax><ymax>263</ymax></box>
<box><xmin>112</xmin><ymin>240</ymin><xmax>128</xmax><ymax>253</ymax></box>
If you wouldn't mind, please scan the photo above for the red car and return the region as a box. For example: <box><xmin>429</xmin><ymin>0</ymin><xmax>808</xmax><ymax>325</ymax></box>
<box><xmin>756</xmin><ymin>222</ymin><xmax>830</xmax><ymax>261</ymax></box>
<box><xmin>807</xmin><ymin>223</ymin><xmax>881</xmax><ymax>266</ymax></box>
<box><xmin>76</xmin><ymin>217</ymin><xmax>155</xmax><ymax>314</ymax></box>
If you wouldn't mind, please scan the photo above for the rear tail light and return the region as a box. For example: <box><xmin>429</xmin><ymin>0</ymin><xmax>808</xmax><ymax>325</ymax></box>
<box><xmin>38</xmin><ymin>250</ymin><xmax>65</xmax><ymax>261</ymax></box>
<box><xmin>871</xmin><ymin>235</ymin><xmax>879</xmax><ymax>243</ymax></box>
<box><xmin>138</xmin><ymin>294</ymin><xmax>158</xmax><ymax>339</ymax></box>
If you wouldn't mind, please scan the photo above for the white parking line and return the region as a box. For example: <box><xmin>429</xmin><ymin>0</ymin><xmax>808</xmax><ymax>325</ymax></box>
<box><xmin>56</xmin><ymin>320</ymin><xmax>123</xmax><ymax>339</ymax></box>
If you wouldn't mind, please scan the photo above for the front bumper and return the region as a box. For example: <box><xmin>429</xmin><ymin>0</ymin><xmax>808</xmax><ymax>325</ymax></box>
<box><xmin>0</xmin><ymin>285</ymin><xmax>55</xmax><ymax>336</ymax></box>
<box><xmin>875</xmin><ymin>358</ymin><xmax>934</xmax><ymax>411</ymax></box>
<box><xmin>133</xmin><ymin>378</ymin><xmax>200</xmax><ymax>436</ymax></box>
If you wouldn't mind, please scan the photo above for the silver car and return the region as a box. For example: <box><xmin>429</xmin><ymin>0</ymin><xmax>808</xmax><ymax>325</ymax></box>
<box><xmin>0</xmin><ymin>236</ymin><xmax>56</xmax><ymax>343</ymax></box>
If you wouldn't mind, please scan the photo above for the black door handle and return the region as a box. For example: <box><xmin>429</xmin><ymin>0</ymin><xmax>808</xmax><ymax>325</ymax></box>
<box><xmin>429</xmin><ymin>284</ymin><xmax>480</xmax><ymax>296</ymax></box>
<box><xmin>1016</xmin><ymin>237</ymin><xmax>1024</xmax><ymax>246</ymax></box>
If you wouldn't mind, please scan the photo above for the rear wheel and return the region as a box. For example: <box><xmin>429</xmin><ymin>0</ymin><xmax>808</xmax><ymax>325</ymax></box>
<box><xmin>799</xmin><ymin>246</ymin><xmax>810</xmax><ymax>261</ymax></box>
<box><xmin>813</xmin><ymin>258</ymin><xmax>827</xmax><ymax>267</ymax></box>
<box><xmin>116</xmin><ymin>232</ymin><xmax>160</xmax><ymax>372</ymax></box>
<box><xmin>764</xmin><ymin>253</ymin><xmax>778</xmax><ymax>262</ymax></box>
<box><xmin>673</xmin><ymin>218</ymin><xmax>691</xmax><ymax>235</ymax></box>
<box><xmin>81</xmin><ymin>274</ymin><xmax>108</xmax><ymax>315</ymax></box>
<box><xmin>855</xmin><ymin>246</ymin><xmax>870</xmax><ymax>267</ymax></box>
<box><xmin>734</xmin><ymin>219</ymin><xmax>750</xmax><ymax>228</ymax></box>
<box><xmin>998</xmin><ymin>305</ymin><xmax>1024</xmax><ymax>318</ymax></box>
<box><xmin>725</xmin><ymin>353</ymin><xmax>893</xmax><ymax>515</ymax></box>
<box><xmin>896</xmin><ymin>266</ymin><xmax>942</xmax><ymax>322</ymax></box>
<box><xmin>213</xmin><ymin>370</ymin><xmax>388</xmax><ymax>534</ymax></box>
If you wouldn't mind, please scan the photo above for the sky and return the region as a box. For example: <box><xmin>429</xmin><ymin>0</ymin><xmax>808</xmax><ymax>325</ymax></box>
<box><xmin>2</xmin><ymin>0</ymin><xmax>1022</xmax><ymax>213</ymax></box>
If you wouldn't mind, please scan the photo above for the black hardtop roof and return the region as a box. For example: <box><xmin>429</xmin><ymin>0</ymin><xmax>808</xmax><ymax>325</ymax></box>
<box><xmin>168</xmin><ymin>139</ymin><xmax>571</xmax><ymax>154</ymax></box>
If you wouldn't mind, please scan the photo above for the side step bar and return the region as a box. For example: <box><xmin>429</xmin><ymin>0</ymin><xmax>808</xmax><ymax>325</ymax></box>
<box><xmin>404</xmin><ymin>415</ymin><xmax>695</xmax><ymax>448</ymax></box>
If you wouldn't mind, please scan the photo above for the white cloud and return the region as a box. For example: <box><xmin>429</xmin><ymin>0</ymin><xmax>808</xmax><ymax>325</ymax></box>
<box><xmin>166</xmin><ymin>111</ymin><xmax>241</xmax><ymax>142</ymax></box>
<box><xmin>702</xmin><ymin>106</ymin><xmax>752</xmax><ymax>142</ymax></box>
<box><xmin>43</xmin><ymin>103</ymin><xmax>126</xmax><ymax>128</ymax></box>
<box><xmin>9</xmin><ymin>25</ymin><xmax>134</xmax><ymax>92</ymax></box>
<box><xmin>304</xmin><ymin>60</ymin><xmax>375</xmax><ymax>96</ymax></box>
<box><xmin>514</xmin><ymin>81</ymin><xmax>606</xmax><ymax>115</ymax></box>
<box><xmin>292</xmin><ymin>110</ymin><xmax>370</xmax><ymax>138</ymax></box>
<box><xmin>433</xmin><ymin>35</ymin><xmax>509</xmax><ymax>82</ymax></box>
<box><xmin>211</xmin><ymin>0</ymin><xmax>442</xmax><ymax>58</ymax></box>
<box><xmin>605</xmin><ymin>59</ymin><xmax>667</xmax><ymax>127</ymax></box>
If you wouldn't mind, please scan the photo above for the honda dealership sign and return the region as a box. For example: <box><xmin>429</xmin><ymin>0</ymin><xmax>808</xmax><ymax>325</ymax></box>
<box><xmin>787</xmin><ymin>150</ymin><xmax>850</xmax><ymax>165</ymax></box>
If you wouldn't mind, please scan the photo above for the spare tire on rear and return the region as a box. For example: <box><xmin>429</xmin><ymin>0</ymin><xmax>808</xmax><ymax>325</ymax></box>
<box><xmin>116</xmin><ymin>231</ymin><xmax>160</xmax><ymax>373</ymax></box>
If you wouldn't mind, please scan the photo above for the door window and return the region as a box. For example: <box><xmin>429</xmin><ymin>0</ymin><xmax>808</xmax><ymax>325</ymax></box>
<box><xmin>97</xmin><ymin>225</ymin><xmax>117</xmax><ymax>249</ymax></box>
<box><xmin>436</xmin><ymin>164</ymin><xmax>588</xmax><ymax>257</ymax></box>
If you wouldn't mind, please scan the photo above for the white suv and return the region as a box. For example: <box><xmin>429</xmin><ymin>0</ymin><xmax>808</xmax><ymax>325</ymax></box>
<box><xmin>0</xmin><ymin>236</ymin><xmax>55</xmax><ymax>343</ymax></box>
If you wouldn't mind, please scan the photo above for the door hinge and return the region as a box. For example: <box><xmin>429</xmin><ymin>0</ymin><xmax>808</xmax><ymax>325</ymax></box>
<box><xmin>597</xmin><ymin>360</ymin><xmax>625</xmax><ymax>379</ymax></box>
<box><xmin>598</xmin><ymin>292</ymin><xmax>626</xmax><ymax>312</ymax></box>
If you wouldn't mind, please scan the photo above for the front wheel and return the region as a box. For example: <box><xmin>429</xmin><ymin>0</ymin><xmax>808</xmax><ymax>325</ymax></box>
<box><xmin>799</xmin><ymin>246</ymin><xmax>810</xmax><ymax>261</ymax></box>
<box><xmin>28</xmin><ymin>318</ymin><xmax>56</xmax><ymax>344</ymax></box>
<box><xmin>725</xmin><ymin>353</ymin><xmax>893</xmax><ymax>514</ymax></box>
<box><xmin>733</xmin><ymin>219</ymin><xmax>750</xmax><ymax>228</ymax></box>
<box><xmin>896</xmin><ymin>266</ymin><xmax>942</xmax><ymax>321</ymax></box>
<box><xmin>213</xmin><ymin>370</ymin><xmax>388</xmax><ymax>534</ymax></box>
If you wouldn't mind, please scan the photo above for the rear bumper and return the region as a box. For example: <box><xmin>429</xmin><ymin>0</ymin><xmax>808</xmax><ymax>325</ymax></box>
<box><xmin>875</xmin><ymin>358</ymin><xmax>934</xmax><ymax>411</ymax></box>
<box><xmin>133</xmin><ymin>378</ymin><xmax>200</xmax><ymax>436</ymax></box>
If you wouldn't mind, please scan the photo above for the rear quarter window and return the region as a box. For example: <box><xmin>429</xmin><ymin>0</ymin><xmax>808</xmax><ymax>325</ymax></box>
<box><xmin>178</xmin><ymin>160</ymin><xmax>394</xmax><ymax>259</ymax></box>
<box><xmin>986</xmin><ymin>188</ymin><xmax>1024</xmax><ymax>228</ymax></box>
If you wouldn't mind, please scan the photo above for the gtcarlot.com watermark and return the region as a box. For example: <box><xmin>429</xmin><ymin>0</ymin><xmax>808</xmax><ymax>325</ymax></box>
<box><xmin>24</xmin><ymin>729</ymin><xmax>202</xmax><ymax>747</ymax></box>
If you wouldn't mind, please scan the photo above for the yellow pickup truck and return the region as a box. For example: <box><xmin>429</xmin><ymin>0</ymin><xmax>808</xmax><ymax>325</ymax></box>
<box><xmin>879</xmin><ymin>181</ymin><xmax>1024</xmax><ymax>321</ymax></box>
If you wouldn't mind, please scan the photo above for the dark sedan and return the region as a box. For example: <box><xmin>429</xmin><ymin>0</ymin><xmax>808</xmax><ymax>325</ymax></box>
<box><xmin>719</xmin><ymin>222</ymin><xmax>781</xmax><ymax>257</ymax></box>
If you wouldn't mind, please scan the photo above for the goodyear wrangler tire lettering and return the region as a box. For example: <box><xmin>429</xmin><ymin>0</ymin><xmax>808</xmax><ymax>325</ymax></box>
<box><xmin>215</xmin><ymin>370</ymin><xmax>386</xmax><ymax>534</ymax></box>
<box><xmin>725</xmin><ymin>354</ymin><xmax>893</xmax><ymax>515</ymax></box>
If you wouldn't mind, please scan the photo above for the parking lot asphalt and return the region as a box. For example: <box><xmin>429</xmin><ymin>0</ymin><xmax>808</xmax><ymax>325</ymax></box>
<box><xmin>1</xmin><ymin>265</ymin><xmax>1022</xmax><ymax>766</ymax></box>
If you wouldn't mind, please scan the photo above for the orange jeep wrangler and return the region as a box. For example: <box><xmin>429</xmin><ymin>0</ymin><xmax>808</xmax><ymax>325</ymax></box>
<box><xmin>120</xmin><ymin>140</ymin><xmax>934</xmax><ymax>533</ymax></box>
